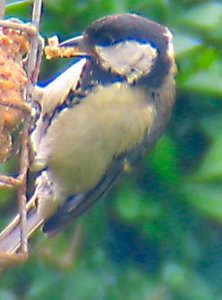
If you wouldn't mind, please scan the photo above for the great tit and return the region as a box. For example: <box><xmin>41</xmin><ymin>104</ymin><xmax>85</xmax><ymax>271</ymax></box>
<box><xmin>0</xmin><ymin>14</ymin><xmax>176</xmax><ymax>251</ymax></box>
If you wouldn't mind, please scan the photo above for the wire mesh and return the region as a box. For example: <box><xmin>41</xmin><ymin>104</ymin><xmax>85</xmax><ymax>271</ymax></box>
<box><xmin>0</xmin><ymin>0</ymin><xmax>43</xmax><ymax>267</ymax></box>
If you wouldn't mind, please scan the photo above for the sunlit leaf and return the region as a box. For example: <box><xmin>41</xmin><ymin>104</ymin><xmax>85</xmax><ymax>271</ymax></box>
<box><xmin>182</xmin><ymin>2</ymin><xmax>222</xmax><ymax>31</ymax></box>
<box><xmin>183</xmin><ymin>182</ymin><xmax>222</xmax><ymax>221</ymax></box>
<box><xmin>193</xmin><ymin>134</ymin><xmax>222</xmax><ymax>181</ymax></box>
<box><xmin>174</xmin><ymin>33</ymin><xmax>202</xmax><ymax>58</ymax></box>
<box><xmin>147</xmin><ymin>135</ymin><xmax>181</xmax><ymax>185</ymax></box>
<box><xmin>180</xmin><ymin>61</ymin><xmax>222</xmax><ymax>97</ymax></box>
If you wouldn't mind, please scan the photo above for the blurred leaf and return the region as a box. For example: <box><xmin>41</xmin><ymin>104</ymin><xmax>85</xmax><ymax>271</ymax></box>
<box><xmin>0</xmin><ymin>290</ymin><xmax>17</xmax><ymax>300</ymax></box>
<box><xmin>115</xmin><ymin>183</ymin><xmax>142</xmax><ymax>221</ymax></box>
<box><xmin>115</xmin><ymin>181</ymin><xmax>163</xmax><ymax>222</ymax></box>
<box><xmin>200</xmin><ymin>113</ymin><xmax>222</xmax><ymax>140</ymax></box>
<box><xmin>181</xmin><ymin>2</ymin><xmax>222</xmax><ymax>31</ymax></box>
<box><xmin>27</xmin><ymin>268</ymin><xmax>62</xmax><ymax>300</ymax></box>
<box><xmin>180</xmin><ymin>60</ymin><xmax>222</xmax><ymax>97</ymax></box>
<box><xmin>162</xmin><ymin>262</ymin><xmax>188</xmax><ymax>289</ymax></box>
<box><xmin>5</xmin><ymin>0</ymin><xmax>32</xmax><ymax>18</ymax></box>
<box><xmin>174</xmin><ymin>33</ymin><xmax>202</xmax><ymax>58</ymax></box>
<box><xmin>162</xmin><ymin>262</ymin><xmax>212</xmax><ymax>300</ymax></box>
<box><xmin>193</xmin><ymin>134</ymin><xmax>222</xmax><ymax>181</ymax></box>
<box><xmin>6</xmin><ymin>0</ymin><xmax>32</xmax><ymax>6</ymax></box>
<box><xmin>179</xmin><ymin>2</ymin><xmax>222</xmax><ymax>43</ymax></box>
<box><xmin>147</xmin><ymin>135</ymin><xmax>181</xmax><ymax>185</ymax></box>
<box><xmin>63</xmin><ymin>262</ymin><xmax>116</xmax><ymax>300</ymax></box>
<box><xmin>183</xmin><ymin>182</ymin><xmax>222</xmax><ymax>221</ymax></box>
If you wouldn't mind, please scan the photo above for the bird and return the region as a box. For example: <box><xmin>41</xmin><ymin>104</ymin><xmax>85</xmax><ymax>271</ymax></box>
<box><xmin>0</xmin><ymin>13</ymin><xmax>176</xmax><ymax>253</ymax></box>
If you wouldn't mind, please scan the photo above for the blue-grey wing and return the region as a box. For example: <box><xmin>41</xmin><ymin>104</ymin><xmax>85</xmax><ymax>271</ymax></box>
<box><xmin>42</xmin><ymin>157</ymin><xmax>123</xmax><ymax>234</ymax></box>
<box><xmin>31</xmin><ymin>59</ymin><xmax>87</xmax><ymax>154</ymax></box>
<box><xmin>42</xmin><ymin>130</ymin><xmax>159</xmax><ymax>234</ymax></box>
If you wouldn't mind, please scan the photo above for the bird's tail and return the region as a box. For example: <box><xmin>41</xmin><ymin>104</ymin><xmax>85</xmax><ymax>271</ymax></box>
<box><xmin>0</xmin><ymin>195</ymin><xmax>43</xmax><ymax>255</ymax></box>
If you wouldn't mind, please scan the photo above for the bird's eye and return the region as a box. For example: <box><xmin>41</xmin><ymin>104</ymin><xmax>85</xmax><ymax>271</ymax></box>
<box><xmin>99</xmin><ymin>34</ymin><xmax>113</xmax><ymax>46</ymax></box>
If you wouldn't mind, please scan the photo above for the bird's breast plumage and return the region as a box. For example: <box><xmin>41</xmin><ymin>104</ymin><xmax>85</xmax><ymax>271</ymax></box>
<box><xmin>39</xmin><ymin>82</ymin><xmax>156</xmax><ymax>194</ymax></box>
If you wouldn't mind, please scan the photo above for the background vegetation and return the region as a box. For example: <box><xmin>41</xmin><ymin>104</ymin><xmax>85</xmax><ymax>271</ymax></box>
<box><xmin>1</xmin><ymin>0</ymin><xmax>222</xmax><ymax>299</ymax></box>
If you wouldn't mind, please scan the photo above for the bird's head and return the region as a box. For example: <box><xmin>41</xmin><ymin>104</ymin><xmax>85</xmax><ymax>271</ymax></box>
<box><xmin>60</xmin><ymin>14</ymin><xmax>175</xmax><ymax>87</ymax></box>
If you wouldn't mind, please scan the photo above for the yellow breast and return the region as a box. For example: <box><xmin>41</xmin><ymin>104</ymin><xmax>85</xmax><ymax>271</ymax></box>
<box><xmin>37</xmin><ymin>83</ymin><xmax>155</xmax><ymax>194</ymax></box>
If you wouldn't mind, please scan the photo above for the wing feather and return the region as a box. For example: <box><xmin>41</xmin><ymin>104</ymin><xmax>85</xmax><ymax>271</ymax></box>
<box><xmin>43</xmin><ymin>159</ymin><xmax>123</xmax><ymax>234</ymax></box>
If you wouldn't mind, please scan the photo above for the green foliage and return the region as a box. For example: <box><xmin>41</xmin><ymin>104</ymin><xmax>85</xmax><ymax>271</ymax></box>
<box><xmin>1</xmin><ymin>0</ymin><xmax>222</xmax><ymax>299</ymax></box>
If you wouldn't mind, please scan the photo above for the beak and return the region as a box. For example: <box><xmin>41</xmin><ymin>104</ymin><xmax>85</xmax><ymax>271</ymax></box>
<box><xmin>59</xmin><ymin>35</ymin><xmax>89</xmax><ymax>57</ymax></box>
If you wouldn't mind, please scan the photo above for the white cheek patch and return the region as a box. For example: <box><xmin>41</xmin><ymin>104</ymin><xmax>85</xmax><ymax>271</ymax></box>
<box><xmin>95</xmin><ymin>40</ymin><xmax>157</xmax><ymax>83</ymax></box>
<box><xmin>164</xmin><ymin>28</ymin><xmax>177</xmax><ymax>76</ymax></box>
